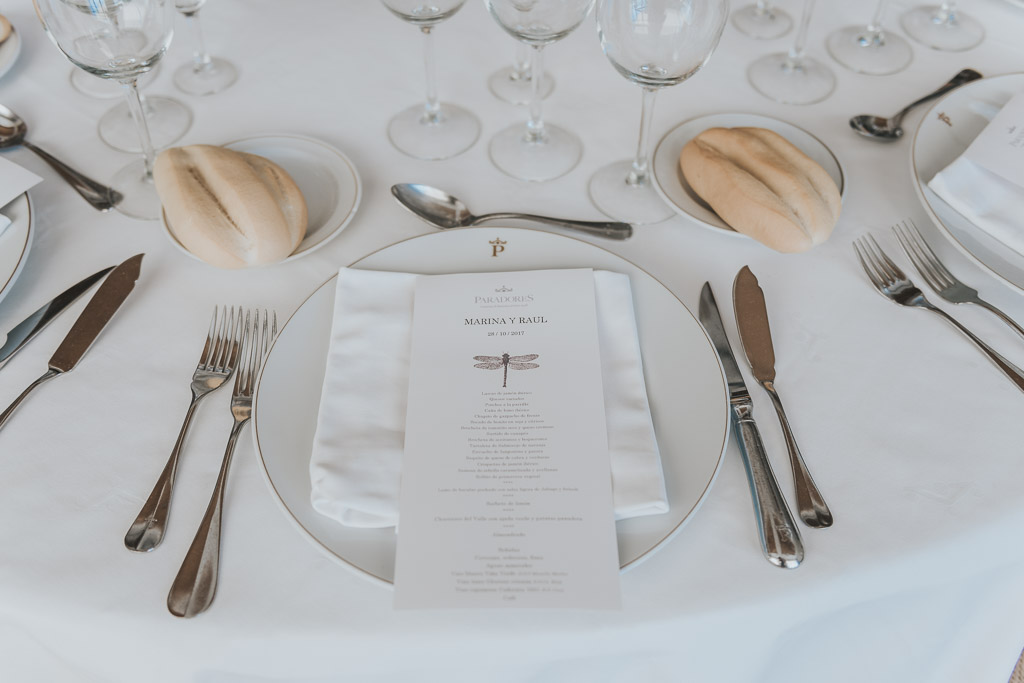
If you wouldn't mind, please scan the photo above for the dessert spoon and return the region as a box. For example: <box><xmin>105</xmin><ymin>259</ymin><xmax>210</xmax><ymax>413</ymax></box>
<box><xmin>849</xmin><ymin>68</ymin><xmax>982</xmax><ymax>141</ymax></box>
<box><xmin>391</xmin><ymin>183</ymin><xmax>633</xmax><ymax>240</ymax></box>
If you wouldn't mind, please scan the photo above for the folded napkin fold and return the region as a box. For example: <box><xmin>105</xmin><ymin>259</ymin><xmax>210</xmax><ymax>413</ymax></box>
<box><xmin>309</xmin><ymin>267</ymin><xmax>669</xmax><ymax>528</ymax></box>
<box><xmin>0</xmin><ymin>156</ymin><xmax>42</xmax><ymax>238</ymax></box>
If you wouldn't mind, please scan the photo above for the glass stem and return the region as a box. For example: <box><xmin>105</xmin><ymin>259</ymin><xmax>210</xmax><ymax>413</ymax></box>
<box><xmin>183</xmin><ymin>11</ymin><xmax>212</xmax><ymax>72</ymax></box>
<box><xmin>935</xmin><ymin>1</ymin><xmax>956</xmax><ymax>26</ymax></box>
<box><xmin>787</xmin><ymin>0</ymin><xmax>814</xmax><ymax>67</ymax></box>
<box><xmin>512</xmin><ymin>43</ymin><xmax>530</xmax><ymax>81</ymax></box>
<box><xmin>123</xmin><ymin>78</ymin><xmax>157</xmax><ymax>179</ymax></box>
<box><xmin>865</xmin><ymin>0</ymin><xmax>888</xmax><ymax>44</ymax></box>
<box><xmin>421</xmin><ymin>26</ymin><xmax>441</xmax><ymax>125</ymax></box>
<box><xmin>754</xmin><ymin>0</ymin><xmax>769</xmax><ymax>16</ymax></box>
<box><xmin>525</xmin><ymin>45</ymin><xmax>545</xmax><ymax>143</ymax></box>
<box><xmin>627</xmin><ymin>86</ymin><xmax>658</xmax><ymax>187</ymax></box>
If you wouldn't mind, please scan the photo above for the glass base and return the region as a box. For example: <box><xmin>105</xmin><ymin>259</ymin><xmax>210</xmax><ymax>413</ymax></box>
<box><xmin>98</xmin><ymin>95</ymin><xmax>193</xmax><ymax>153</ymax></box>
<box><xmin>589</xmin><ymin>161</ymin><xmax>672</xmax><ymax>225</ymax></box>
<box><xmin>731</xmin><ymin>4</ymin><xmax>793</xmax><ymax>40</ymax></box>
<box><xmin>489</xmin><ymin>123</ymin><xmax>581</xmax><ymax>183</ymax></box>
<box><xmin>70</xmin><ymin>65</ymin><xmax>159</xmax><ymax>99</ymax></box>
<box><xmin>174</xmin><ymin>57</ymin><xmax>238</xmax><ymax>96</ymax></box>
<box><xmin>748</xmin><ymin>53</ymin><xmax>835</xmax><ymax>105</ymax></box>
<box><xmin>111</xmin><ymin>158</ymin><xmax>162</xmax><ymax>221</ymax></box>
<box><xmin>900</xmin><ymin>6</ymin><xmax>984</xmax><ymax>52</ymax></box>
<box><xmin>826</xmin><ymin>25</ymin><xmax>913</xmax><ymax>75</ymax></box>
<box><xmin>488</xmin><ymin>65</ymin><xmax>555</xmax><ymax>105</ymax></box>
<box><xmin>388</xmin><ymin>102</ymin><xmax>480</xmax><ymax>161</ymax></box>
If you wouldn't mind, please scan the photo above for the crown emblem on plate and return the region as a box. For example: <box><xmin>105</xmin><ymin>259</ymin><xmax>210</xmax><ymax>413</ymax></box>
<box><xmin>495</xmin><ymin>285</ymin><xmax>513</xmax><ymax>292</ymax></box>
<box><xmin>489</xmin><ymin>238</ymin><xmax>507</xmax><ymax>258</ymax></box>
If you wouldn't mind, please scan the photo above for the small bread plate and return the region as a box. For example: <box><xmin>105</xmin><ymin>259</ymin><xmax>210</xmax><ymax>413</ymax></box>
<box><xmin>911</xmin><ymin>73</ymin><xmax>1024</xmax><ymax>291</ymax></box>
<box><xmin>651</xmin><ymin>113</ymin><xmax>845</xmax><ymax>237</ymax></box>
<box><xmin>0</xmin><ymin>26</ymin><xmax>21</xmax><ymax>81</ymax></box>
<box><xmin>0</xmin><ymin>194</ymin><xmax>33</xmax><ymax>306</ymax></box>
<box><xmin>253</xmin><ymin>227</ymin><xmax>730</xmax><ymax>587</ymax></box>
<box><xmin>162</xmin><ymin>134</ymin><xmax>361</xmax><ymax>265</ymax></box>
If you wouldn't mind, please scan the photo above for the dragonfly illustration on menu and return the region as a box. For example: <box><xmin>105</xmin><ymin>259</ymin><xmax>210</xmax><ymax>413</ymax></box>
<box><xmin>473</xmin><ymin>353</ymin><xmax>540</xmax><ymax>388</ymax></box>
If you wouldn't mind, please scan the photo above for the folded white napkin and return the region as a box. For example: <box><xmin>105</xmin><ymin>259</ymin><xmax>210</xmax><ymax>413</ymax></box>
<box><xmin>310</xmin><ymin>267</ymin><xmax>669</xmax><ymax>528</ymax></box>
<box><xmin>0</xmin><ymin>156</ymin><xmax>42</xmax><ymax>238</ymax></box>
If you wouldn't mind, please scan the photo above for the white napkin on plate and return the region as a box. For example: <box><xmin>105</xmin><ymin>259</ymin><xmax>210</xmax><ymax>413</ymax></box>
<box><xmin>309</xmin><ymin>267</ymin><xmax>669</xmax><ymax>529</ymax></box>
<box><xmin>0</xmin><ymin>156</ymin><xmax>42</xmax><ymax>238</ymax></box>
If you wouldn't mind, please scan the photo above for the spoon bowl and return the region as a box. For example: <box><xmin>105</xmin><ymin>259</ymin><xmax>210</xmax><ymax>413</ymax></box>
<box><xmin>0</xmin><ymin>103</ymin><xmax>28</xmax><ymax>148</ymax></box>
<box><xmin>849</xmin><ymin>114</ymin><xmax>903</xmax><ymax>140</ymax></box>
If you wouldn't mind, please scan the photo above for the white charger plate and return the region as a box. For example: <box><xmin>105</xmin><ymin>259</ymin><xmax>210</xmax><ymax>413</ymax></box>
<box><xmin>163</xmin><ymin>134</ymin><xmax>361</xmax><ymax>266</ymax></box>
<box><xmin>910</xmin><ymin>73</ymin><xmax>1024</xmax><ymax>291</ymax></box>
<box><xmin>0</xmin><ymin>194</ymin><xmax>33</xmax><ymax>306</ymax></box>
<box><xmin>652</xmin><ymin>113</ymin><xmax>845</xmax><ymax>237</ymax></box>
<box><xmin>253</xmin><ymin>227</ymin><xmax>730</xmax><ymax>587</ymax></box>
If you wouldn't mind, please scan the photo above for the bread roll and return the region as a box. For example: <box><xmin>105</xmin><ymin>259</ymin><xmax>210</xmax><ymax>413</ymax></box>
<box><xmin>0</xmin><ymin>16</ymin><xmax>12</xmax><ymax>44</ymax></box>
<box><xmin>680</xmin><ymin>127</ymin><xmax>841</xmax><ymax>253</ymax></box>
<box><xmin>154</xmin><ymin>145</ymin><xmax>307</xmax><ymax>269</ymax></box>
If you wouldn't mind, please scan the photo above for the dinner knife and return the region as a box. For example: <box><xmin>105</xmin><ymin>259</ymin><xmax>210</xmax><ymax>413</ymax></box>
<box><xmin>733</xmin><ymin>266</ymin><xmax>833</xmax><ymax>529</ymax></box>
<box><xmin>0</xmin><ymin>254</ymin><xmax>143</xmax><ymax>433</ymax></box>
<box><xmin>698</xmin><ymin>282</ymin><xmax>803</xmax><ymax>569</ymax></box>
<box><xmin>0</xmin><ymin>266</ymin><xmax>115</xmax><ymax>371</ymax></box>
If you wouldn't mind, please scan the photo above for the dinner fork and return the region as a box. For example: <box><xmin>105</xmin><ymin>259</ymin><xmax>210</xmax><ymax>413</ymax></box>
<box><xmin>892</xmin><ymin>219</ymin><xmax>1024</xmax><ymax>340</ymax></box>
<box><xmin>853</xmin><ymin>235</ymin><xmax>1024</xmax><ymax>394</ymax></box>
<box><xmin>125</xmin><ymin>307</ymin><xmax>242</xmax><ymax>552</ymax></box>
<box><xmin>167</xmin><ymin>309</ymin><xmax>276</xmax><ymax>618</ymax></box>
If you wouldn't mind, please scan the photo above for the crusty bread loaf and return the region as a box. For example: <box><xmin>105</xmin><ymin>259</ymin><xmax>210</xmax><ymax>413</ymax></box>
<box><xmin>680</xmin><ymin>127</ymin><xmax>841</xmax><ymax>253</ymax></box>
<box><xmin>154</xmin><ymin>145</ymin><xmax>307</xmax><ymax>269</ymax></box>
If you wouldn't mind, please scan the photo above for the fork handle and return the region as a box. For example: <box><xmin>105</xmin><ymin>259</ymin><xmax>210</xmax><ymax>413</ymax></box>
<box><xmin>974</xmin><ymin>299</ymin><xmax>1024</xmax><ymax>341</ymax></box>
<box><xmin>124</xmin><ymin>395</ymin><xmax>203</xmax><ymax>552</ymax></box>
<box><xmin>0</xmin><ymin>369</ymin><xmax>60</xmax><ymax>433</ymax></box>
<box><xmin>167</xmin><ymin>418</ymin><xmax>246</xmax><ymax>618</ymax></box>
<box><xmin>925</xmin><ymin>304</ymin><xmax>1024</xmax><ymax>393</ymax></box>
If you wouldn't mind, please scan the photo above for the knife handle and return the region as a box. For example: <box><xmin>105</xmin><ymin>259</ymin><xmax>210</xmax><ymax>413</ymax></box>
<box><xmin>733</xmin><ymin>404</ymin><xmax>804</xmax><ymax>569</ymax></box>
<box><xmin>0</xmin><ymin>368</ymin><xmax>60</xmax><ymax>433</ymax></box>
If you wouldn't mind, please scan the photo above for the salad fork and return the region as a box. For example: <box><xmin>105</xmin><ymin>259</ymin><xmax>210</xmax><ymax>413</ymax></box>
<box><xmin>853</xmin><ymin>235</ymin><xmax>1024</xmax><ymax>394</ymax></box>
<box><xmin>892</xmin><ymin>219</ymin><xmax>1024</xmax><ymax>340</ymax></box>
<box><xmin>167</xmin><ymin>309</ymin><xmax>275</xmax><ymax>618</ymax></box>
<box><xmin>125</xmin><ymin>307</ymin><xmax>242</xmax><ymax>553</ymax></box>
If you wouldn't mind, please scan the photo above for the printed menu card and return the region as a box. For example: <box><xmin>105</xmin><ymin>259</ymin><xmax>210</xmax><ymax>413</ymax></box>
<box><xmin>393</xmin><ymin>269</ymin><xmax>621</xmax><ymax>609</ymax></box>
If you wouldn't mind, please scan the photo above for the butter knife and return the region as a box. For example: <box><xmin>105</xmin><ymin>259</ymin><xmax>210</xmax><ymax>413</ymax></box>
<box><xmin>0</xmin><ymin>254</ymin><xmax>143</xmax><ymax>433</ymax></box>
<box><xmin>0</xmin><ymin>266</ymin><xmax>115</xmax><ymax>371</ymax></box>
<box><xmin>699</xmin><ymin>282</ymin><xmax>803</xmax><ymax>569</ymax></box>
<box><xmin>733</xmin><ymin>266</ymin><xmax>833</xmax><ymax>529</ymax></box>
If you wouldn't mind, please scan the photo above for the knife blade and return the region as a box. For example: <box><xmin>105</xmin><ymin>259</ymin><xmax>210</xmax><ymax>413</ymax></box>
<box><xmin>733</xmin><ymin>266</ymin><xmax>833</xmax><ymax>528</ymax></box>
<box><xmin>698</xmin><ymin>281</ymin><xmax>803</xmax><ymax>569</ymax></box>
<box><xmin>0</xmin><ymin>266</ymin><xmax>115</xmax><ymax>370</ymax></box>
<box><xmin>0</xmin><ymin>254</ymin><xmax>144</xmax><ymax>433</ymax></box>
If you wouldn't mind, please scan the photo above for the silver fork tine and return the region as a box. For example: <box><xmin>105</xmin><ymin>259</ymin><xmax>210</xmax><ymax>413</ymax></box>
<box><xmin>854</xmin><ymin>238</ymin><xmax>887</xmax><ymax>288</ymax></box>
<box><xmin>198</xmin><ymin>307</ymin><xmax>218</xmax><ymax>369</ymax></box>
<box><xmin>894</xmin><ymin>222</ymin><xmax>945</xmax><ymax>292</ymax></box>
<box><xmin>865</xmin><ymin>234</ymin><xmax>902</xmax><ymax>283</ymax></box>
<box><xmin>211</xmin><ymin>306</ymin><xmax>231</xmax><ymax>372</ymax></box>
<box><xmin>906</xmin><ymin>219</ymin><xmax>956</xmax><ymax>288</ymax></box>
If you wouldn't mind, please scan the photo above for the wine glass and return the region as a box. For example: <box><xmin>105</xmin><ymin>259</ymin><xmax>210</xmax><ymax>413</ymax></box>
<box><xmin>732</xmin><ymin>1</ymin><xmax>792</xmax><ymax>40</ymax></box>
<box><xmin>748</xmin><ymin>0</ymin><xmax>835</xmax><ymax>105</ymax></box>
<box><xmin>485</xmin><ymin>0</ymin><xmax>595</xmax><ymax>183</ymax></box>
<box><xmin>173</xmin><ymin>0</ymin><xmax>238</xmax><ymax>95</ymax></box>
<box><xmin>34</xmin><ymin>0</ymin><xmax>174</xmax><ymax>220</ymax></box>
<box><xmin>380</xmin><ymin>0</ymin><xmax>480</xmax><ymax>160</ymax></box>
<box><xmin>901</xmin><ymin>2</ymin><xmax>984</xmax><ymax>52</ymax></box>
<box><xmin>590</xmin><ymin>0</ymin><xmax>728</xmax><ymax>224</ymax></box>
<box><xmin>488</xmin><ymin>43</ymin><xmax>555</xmax><ymax>105</ymax></box>
<box><xmin>826</xmin><ymin>0</ymin><xmax>913</xmax><ymax>75</ymax></box>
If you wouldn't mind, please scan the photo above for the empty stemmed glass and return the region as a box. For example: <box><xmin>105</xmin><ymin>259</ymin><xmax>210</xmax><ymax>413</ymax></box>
<box><xmin>34</xmin><ymin>0</ymin><xmax>174</xmax><ymax>220</ymax></box>
<box><xmin>590</xmin><ymin>0</ymin><xmax>728</xmax><ymax>224</ymax></box>
<box><xmin>485</xmin><ymin>0</ymin><xmax>595</xmax><ymax>182</ymax></box>
<box><xmin>901</xmin><ymin>2</ymin><xmax>984</xmax><ymax>52</ymax></box>
<box><xmin>732</xmin><ymin>1</ymin><xmax>792</xmax><ymax>40</ymax></box>
<box><xmin>826</xmin><ymin>0</ymin><xmax>912</xmax><ymax>75</ymax></box>
<box><xmin>748</xmin><ymin>0</ymin><xmax>835</xmax><ymax>105</ymax></box>
<box><xmin>173</xmin><ymin>0</ymin><xmax>238</xmax><ymax>95</ymax></box>
<box><xmin>488</xmin><ymin>43</ymin><xmax>554</xmax><ymax>105</ymax></box>
<box><xmin>381</xmin><ymin>0</ymin><xmax>480</xmax><ymax>160</ymax></box>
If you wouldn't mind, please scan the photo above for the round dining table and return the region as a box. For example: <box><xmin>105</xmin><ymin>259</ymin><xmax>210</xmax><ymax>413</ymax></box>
<box><xmin>1</xmin><ymin>1</ymin><xmax>1024</xmax><ymax>681</ymax></box>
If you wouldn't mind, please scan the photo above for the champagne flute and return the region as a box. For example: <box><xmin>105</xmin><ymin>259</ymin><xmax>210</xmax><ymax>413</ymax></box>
<box><xmin>173</xmin><ymin>0</ymin><xmax>238</xmax><ymax>95</ymax></box>
<box><xmin>488</xmin><ymin>43</ymin><xmax>555</xmax><ymax>105</ymax></box>
<box><xmin>732</xmin><ymin>1</ymin><xmax>792</xmax><ymax>40</ymax></box>
<box><xmin>590</xmin><ymin>0</ymin><xmax>728</xmax><ymax>224</ymax></box>
<box><xmin>34</xmin><ymin>0</ymin><xmax>174</xmax><ymax>220</ymax></box>
<box><xmin>826</xmin><ymin>0</ymin><xmax>913</xmax><ymax>75</ymax></box>
<box><xmin>381</xmin><ymin>0</ymin><xmax>480</xmax><ymax>160</ymax></box>
<box><xmin>748</xmin><ymin>0</ymin><xmax>835</xmax><ymax>105</ymax></box>
<box><xmin>901</xmin><ymin>2</ymin><xmax>984</xmax><ymax>52</ymax></box>
<box><xmin>485</xmin><ymin>0</ymin><xmax>595</xmax><ymax>183</ymax></box>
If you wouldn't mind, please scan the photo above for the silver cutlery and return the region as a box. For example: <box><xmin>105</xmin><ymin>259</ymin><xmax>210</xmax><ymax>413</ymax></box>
<box><xmin>848</xmin><ymin>68</ymin><xmax>982</xmax><ymax>141</ymax></box>
<box><xmin>853</xmin><ymin>235</ymin><xmax>1024</xmax><ymax>393</ymax></box>
<box><xmin>733</xmin><ymin>266</ymin><xmax>833</xmax><ymax>529</ymax></box>
<box><xmin>167</xmin><ymin>309</ymin><xmax>275</xmax><ymax>618</ymax></box>
<box><xmin>391</xmin><ymin>183</ymin><xmax>634</xmax><ymax>240</ymax></box>
<box><xmin>125</xmin><ymin>307</ymin><xmax>242</xmax><ymax>553</ymax></box>
<box><xmin>0</xmin><ymin>265</ymin><xmax>114</xmax><ymax>371</ymax></box>
<box><xmin>698</xmin><ymin>282</ymin><xmax>803</xmax><ymax>569</ymax></box>
<box><xmin>892</xmin><ymin>220</ymin><xmax>1024</xmax><ymax>340</ymax></box>
<box><xmin>0</xmin><ymin>104</ymin><xmax>123</xmax><ymax>211</ymax></box>
<box><xmin>0</xmin><ymin>254</ymin><xmax>143</xmax><ymax>433</ymax></box>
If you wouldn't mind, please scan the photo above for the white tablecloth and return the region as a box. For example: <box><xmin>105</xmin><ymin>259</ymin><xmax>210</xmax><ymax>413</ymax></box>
<box><xmin>2</xmin><ymin>1</ymin><xmax>1024</xmax><ymax>681</ymax></box>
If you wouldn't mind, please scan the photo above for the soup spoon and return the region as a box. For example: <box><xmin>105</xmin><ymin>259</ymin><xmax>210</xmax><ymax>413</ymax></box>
<box><xmin>849</xmin><ymin>68</ymin><xmax>981</xmax><ymax>141</ymax></box>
